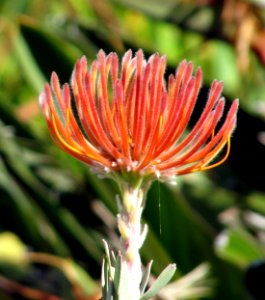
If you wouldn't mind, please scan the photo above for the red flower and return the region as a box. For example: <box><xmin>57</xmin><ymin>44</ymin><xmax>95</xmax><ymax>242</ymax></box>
<box><xmin>40</xmin><ymin>50</ymin><xmax>238</xmax><ymax>180</ymax></box>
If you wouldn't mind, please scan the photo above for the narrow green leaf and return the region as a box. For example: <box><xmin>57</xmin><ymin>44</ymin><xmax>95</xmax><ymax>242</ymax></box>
<box><xmin>141</xmin><ymin>263</ymin><xmax>176</xmax><ymax>300</ymax></box>
<box><xmin>12</xmin><ymin>31</ymin><xmax>46</xmax><ymax>92</ymax></box>
<box><xmin>103</xmin><ymin>240</ymin><xmax>112</xmax><ymax>267</ymax></box>
<box><xmin>114</xmin><ymin>0</ymin><xmax>176</xmax><ymax>18</ymax></box>
<box><xmin>101</xmin><ymin>258</ymin><xmax>107</xmax><ymax>297</ymax></box>
<box><xmin>0</xmin><ymin>158</ymin><xmax>70</xmax><ymax>255</ymax></box>
<box><xmin>102</xmin><ymin>257</ymin><xmax>114</xmax><ymax>300</ymax></box>
<box><xmin>68</xmin><ymin>261</ymin><xmax>98</xmax><ymax>295</ymax></box>
<box><xmin>59</xmin><ymin>210</ymin><xmax>102</xmax><ymax>261</ymax></box>
<box><xmin>140</xmin><ymin>260</ymin><xmax>153</xmax><ymax>295</ymax></box>
<box><xmin>113</xmin><ymin>252</ymin><xmax>122</xmax><ymax>292</ymax></box>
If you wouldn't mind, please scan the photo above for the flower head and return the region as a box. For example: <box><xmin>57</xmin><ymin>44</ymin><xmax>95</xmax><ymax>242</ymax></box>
<box><xmin>40</xmin><ymin>49</ymin><xmax>238</xmax><ymax>182</ymax></box>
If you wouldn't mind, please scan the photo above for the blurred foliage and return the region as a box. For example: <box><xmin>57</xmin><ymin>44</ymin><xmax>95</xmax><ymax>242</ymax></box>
<box><xmin>0</xmin><ymin>0</ymin><xmax>265</xmax><ymax>299</ymax></box>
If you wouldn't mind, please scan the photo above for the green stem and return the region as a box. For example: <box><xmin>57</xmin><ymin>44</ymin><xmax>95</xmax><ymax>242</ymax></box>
<box><xmin>117</xmin><ymin>184</ymin><xmax>148</xmax><ymax>300</ymax></box>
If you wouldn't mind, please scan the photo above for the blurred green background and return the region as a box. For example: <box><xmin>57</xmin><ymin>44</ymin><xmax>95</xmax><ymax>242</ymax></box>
<box><xmin>0</xmin><ymin>0</ymin><xmax>265</xmax><ymax>299</ymax></box>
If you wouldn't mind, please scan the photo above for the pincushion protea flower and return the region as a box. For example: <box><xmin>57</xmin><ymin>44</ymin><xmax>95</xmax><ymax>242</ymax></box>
<box><xmin>39</xmin><ymin>50</ymin><xmax>238</xmax><ymax>300</ymax></box>
<box><xmin>39</xmin><ymin>49</ymin><xmax>238</xmax><ymax>183</ymax></box>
